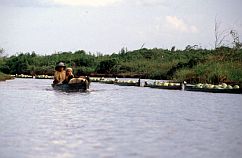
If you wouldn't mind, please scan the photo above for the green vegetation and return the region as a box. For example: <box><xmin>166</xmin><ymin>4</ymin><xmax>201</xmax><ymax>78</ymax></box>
<box><xmin>0</xmin><ymin>48</ymin><xmax>13</xmax><ymax>81</ymax></box>
<box><xmin>0</xmin><ymin>72</ymin><xmax>13</xmax><ymax>81</ymax></box>
<box><xmin>0</xmin><ymin>47</ymin><xmax>242</xmax><ymax>84</ymax></box>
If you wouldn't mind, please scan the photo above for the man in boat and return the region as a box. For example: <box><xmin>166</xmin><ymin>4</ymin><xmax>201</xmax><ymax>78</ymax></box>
<box><xmin>62</xmin><ymin>67</ymin><xmax>74</xmax><ymax>84</ymax></box>
<box><xmin>53</xmin><ymin>62</ymin><xmax>66</xmax><ymax>84</ymax></box>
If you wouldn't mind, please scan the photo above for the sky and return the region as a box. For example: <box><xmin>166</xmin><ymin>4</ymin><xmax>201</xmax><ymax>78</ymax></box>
<box><xmin>0</xmin><ymin>0</ymin><xmax>242</xmax><ymax>55</ymax></box>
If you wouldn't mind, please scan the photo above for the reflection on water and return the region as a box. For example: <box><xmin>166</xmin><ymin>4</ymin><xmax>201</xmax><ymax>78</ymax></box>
<box><xmin>0</xmin><ymin>78</ymin><xmax>242</xmax><ymax>158</ymax></box>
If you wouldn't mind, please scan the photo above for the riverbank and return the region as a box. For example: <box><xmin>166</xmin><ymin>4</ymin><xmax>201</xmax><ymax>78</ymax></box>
<box><xmin>1</xmin><ymin>47</ymin><xmax>242</xmax><ymax>84</ymax></box>
<box><xmin>0</xmin><ymin>72</ymin><xmax>14</xmax><ymax>81</ymax></box>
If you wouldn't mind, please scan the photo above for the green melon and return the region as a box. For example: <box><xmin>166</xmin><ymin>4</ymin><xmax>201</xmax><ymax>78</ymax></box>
<box><xmin>233</xmin><ymin>85</ymin><xmax>240</xmax><ymax>89</ymax></box>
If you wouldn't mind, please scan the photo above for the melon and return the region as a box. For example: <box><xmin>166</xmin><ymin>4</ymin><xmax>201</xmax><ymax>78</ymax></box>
<box><xmin>127</xmin><ymin>80</ymin><xmax>132</xmax><ymax>83</ymax></box>
<box><xmin>208</xmin><ymin>84</ymin><xmax>214</xmax><ymax>89</ymax></box>
<box><xmin>203</xmin><ymin>84</ymin><xmax>209</xmax><ymax>89</ymax></box>
<box><xmin>195</xmin><ymin>84</ymin><xmax>202</xmax><ymax>88</ymax></box>
<box><xmin>233</xmin><ymin>85</ymin><xmax>240</xmax><ymax>89</ymax></box>
<box><xmin>164</xmin><ymin>82</ymin><xmax>169</xmax><ymax>86</ymax></box>
<box><xmin>160</xmin><ymin>82</ymin><xmax>165</xmax><ymax>86</ymax></box>
<box><xmin>169</xmin><ymin>83</ymin><xmax>174</xmax><ymax>86</ymax></box>
<box><xmin>226</xmin><ymin>85</ymin><xmax>233</xmax><ymax>89</ymax></box>
<box><xmin>214</xmin><ymin>85</ymin><xmax>221</xmax><ymax>89</ymax></box>
<box><xmin>221</xmin><ymin>83</ymin><xmax>227</xmax><ymax>89</ymax></box>
<box><xmin>175</xmin><ymin>83</ymin><xmax>181</xmax><ymax>86</ymax></box>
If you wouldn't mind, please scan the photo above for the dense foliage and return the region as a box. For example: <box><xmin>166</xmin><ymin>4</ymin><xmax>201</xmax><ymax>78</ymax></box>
<box><xmin>0</xmin><ymin>47</ymin><xmax>242</xmax><ymax>84</ymax></box>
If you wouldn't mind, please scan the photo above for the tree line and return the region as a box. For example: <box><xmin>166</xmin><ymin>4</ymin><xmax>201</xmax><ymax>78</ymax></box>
<box><xmin>0</xmin><ymin>47</ymin><xmax>242</xmax><ymax>84</ymax></box>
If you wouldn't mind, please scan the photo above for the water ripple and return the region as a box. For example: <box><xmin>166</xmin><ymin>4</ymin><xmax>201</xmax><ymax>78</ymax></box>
<box><xmin>0</xmin><ymin>79</ymin><xmax>242</xmax><ymax>158</ymax></box>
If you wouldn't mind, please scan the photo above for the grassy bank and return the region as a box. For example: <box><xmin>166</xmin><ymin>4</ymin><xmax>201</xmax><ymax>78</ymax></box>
<box><xmin>1</xmin><ymin>47</ymin><xmax>242</xmax><ymax>84</ymax></box>
<box><xmin>174</xmin><ymin>49</ymin><xmax>242</xmax><ymax>85</ymax></box>
<box><xmin>0</xmin><ymin>72</ymin><xmax>14</xmax><ymax>81</ymax></box>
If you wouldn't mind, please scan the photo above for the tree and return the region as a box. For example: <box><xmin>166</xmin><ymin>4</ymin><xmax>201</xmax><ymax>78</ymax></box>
<box><xmin>96</xmin><ymin>59</ymin><xmax>117</xmax><ymax>74</ymax></box>
<box><xmin>214</xmin><ymin>18</ymin><xmax>229</xmax><ymax>49</ymax></box>
<box><xmin>0</xmin><ymin>48</ymin><xmax>4</xmax><ymax>57</ymax></box>
<box><xmin>230</xmin><ymin>30</ymin><xmax>242</xmax><ymax>49</ymax></box>
<box><xmin>171</xmin><ymin>46</ymin><xmax>175</xmax><ymax>52</ymax></box>
<box><xmin>185</xmin><ymin>45</ymin><xmax>198</xmax><ymax>51</ymax></box>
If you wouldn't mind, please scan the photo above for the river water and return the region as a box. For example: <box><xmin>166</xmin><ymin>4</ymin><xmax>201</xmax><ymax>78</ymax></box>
<box><xmin>0</xmin><ymin>78</ymin><xmax>242</xmax><ymax>158</ymax></box>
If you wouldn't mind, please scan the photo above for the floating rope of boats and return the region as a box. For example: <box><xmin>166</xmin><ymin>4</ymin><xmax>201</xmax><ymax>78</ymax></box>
<box><xmin>89</xmin><ymin>77</ymin><xmax>242</xmax><ymax>94</ymax></box>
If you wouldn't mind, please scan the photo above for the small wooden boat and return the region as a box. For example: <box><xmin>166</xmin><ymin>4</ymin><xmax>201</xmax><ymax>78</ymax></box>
<box><xmin>185</xmin><ymin>85</ymin><xmax>242</xmax><ymax>94</ymax></box>
<box><xmin>90</xmin><ymin>78</ymin><xmax>101</xmax><ymax>82</ymax></box>
<box><xmin>52</xmin><ymin>81</ymin><xmax>89</xmax><ymax>92</ymax></box>
<box><xmin>36</xmin><ymin>75</ymin><xmax>54</xmax><ymax>79</ymax></box>
<box><xmin>115</xmin><ymin>82</ymin><xmax>140</xmax><ymax>87</ymax></box>
<box><xmin>145</xmin><ymin>84</ymin><xmax>182</xmax><ymax>90</ymax></box>
<box><xmin>16</xmin><ymin>74</ymin><xmax>33</xmax><ymax>78</ymax></box>
<box><xmin>99</xmin><ymin>80</ymin><xmax>116</xmax><ymax>84</ymax></box>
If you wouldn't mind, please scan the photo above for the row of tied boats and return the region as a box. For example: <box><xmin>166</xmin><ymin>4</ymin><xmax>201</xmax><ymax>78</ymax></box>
<box><xmin>52</xmin><ymin>77</ymin><xmax>242</xmax><ymax>94</ymax></box>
